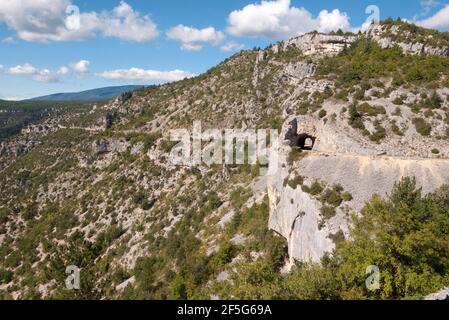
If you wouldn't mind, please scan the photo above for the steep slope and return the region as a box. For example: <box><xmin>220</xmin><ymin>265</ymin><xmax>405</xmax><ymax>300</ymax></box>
<box><xmin>1</xmin><ymin>21</ymin><xmax>449</xmax><ymax>300</ymax></box>
<box><xmin>264</xmin><ymin>23</ymin><xmax>449</xmax><ymax>264</ymax></box>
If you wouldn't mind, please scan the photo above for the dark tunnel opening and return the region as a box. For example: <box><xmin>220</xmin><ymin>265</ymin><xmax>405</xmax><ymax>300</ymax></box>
<box><xmin>296</xmin><ymin>133</ymin><xmax>316</xmax><ymax>150</ymax></box>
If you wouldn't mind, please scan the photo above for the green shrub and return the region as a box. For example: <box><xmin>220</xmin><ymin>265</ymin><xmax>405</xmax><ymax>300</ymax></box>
<box><xmin>22</xmin><ymin>204</ymin><xmax>38</xmax><ymax>221</ymax></box>
<box><xmin>369</xmin><ymin>121</ymin><xmax>387</xmax><ymax>143</ymax></box>
<box><xmin>302</xmin><ymin>181</ymin><xmax>324</xmax><ymax>196</ymax></box>
<box><xmin>160</xmin><ymin>139</ymin><xmax>178</xmax><ymax>153</ymax></box>
<box><xmin>209</xmin><ymin>242</ymin><xmax>237</xmax><ymax>269</ymax></box>
<box><xmin>348</xmin><ymin>104</ymin><xmax>366</xmax><ymax>130</ymax></box>
<box><xmin>424</xmin><ymin>91</ymin><xmax>443</xmax><ymax>109</ymax></box>
<box><xmin>286</xmin><ymin>176</ymin><xmax>304</xmax><ymax>190</ymax></box>
<box><xmin>431</xmin><ymin>148</ymin><xmax>440</xmax><ymax>154</ymax></box>
<box><xmin>264</xmin><ymin>235</ymin><xmax>288</xmax><ymax>271</ymax></box>
<box><xmin>133</xmin><ymin>191</ymin><xmax>151</xmax><ymax>209</ymax></box>
<box><xmin>5</xmin><ymin>252</ymin><xmax>21</xmax><ymax>268</ymax></box>
<box><xmin>142</xmin><ymin>199</ymin><xmax>155</xmax><ymax>211</ymax></box>
<box><xmin>287</xmin><ymin>148</ymin><xmax>304</xmax><ymax>164</ymax></box>
<box><xmin>95</xmin><ymin>224</ymin><xmax>125</xmax><ymax>252</ymax></box>
<box><xmin>230</xmin><ymin>187</ymin><xmax>250</xmax><ymax>209</ymax></box>
<box><xmin>297</xmin><ymin>102</ymin><xmax>309</xmax><ymax>115</ymax></box>
<box><xmin>392</xmin><ymin>96</ymin><xmax>404</xmax><ymax>105</ymax></box>
<box><xmin>392</xmin><ymin>73</ymin><xmax>405</xmax><ymax>87</ymax></box>
<box><xmin>335</xmin><ymin>90</ymin><xmax>349</xmax><ymax>101</ymax></box>
<box><xmin>0</xmin><ymin>268</ymin><xmax>13</xmax><ymax>284</ymax></box>
<box><xmin>353</xmin><ymin>89</ymin><xmax>365</xmax><ymax>100</ymax></box>
<box><xmin>341</xmin><ymin>192</ymin><xmax>353</xmax><ymax>202</ymax></box>
<box><xmin>391</xmin><ymin>121</ymin><xmax>404</xmax><ymax>136</ymax></box>
<box><xmin>169</xmin><ymin>275</ymin><xmax>188</xmax><ymax>300</ymax></box>
<box><xmin>267</xmin><ymin>117</ymin><xmax>284</xmax><ymax>131</ymax></box>
<box><xmin>143</xmin><ymin>134</ymin><xmax>160</xmax><ymax>152</ymax></box>
<box><xmin>413</xmin><ymin>118</ymin><xmax>432</xmax><ymax>136</ymax></box>
<box><xmin>204</xmin><ymin>192</ymin><xmax>223</xmax><ymax>213</ymax></box>
<box><xmin>320</xmin><ymin>188</ymin><xmax>343</xmax><ymax>207</ymax></box>
<box><xmin>358</xmin><ymin>103</ymin><xmax>386</xmax><ymax>117</ymax></box>
<box><xmin>332</xmin><ymin>177</ymin><xmax>449</xmax><ymax>299</ymax></box>
<box><xmin>0</xmin><ymin>208</ymin><xmax>8</xmax><ymax>224</ymax></box>
<box><xmin>320</xmin><ymin>205</ymin><xmax>337</xmax><ymax>220</ymax></box>
<box><xmin>316</xmin><ymin>36</ymin><xmax>449</xmax><ymax>89</ymax></box>
<box><xmin>328</xmin><ymin>230</ymin><xmax>346</xmax><ymax>247</ymax></box>
<box><xmin>318</xmin><ymin>109</ymin><xmax>327</xmax><ymax>119</ymax></box>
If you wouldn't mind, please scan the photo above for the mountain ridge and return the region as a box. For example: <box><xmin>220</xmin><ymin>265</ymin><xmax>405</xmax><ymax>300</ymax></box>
<box><xmin>28</xmin><ymin>85</ymin><xmax>143</xmax><ymax>102</ymax></box>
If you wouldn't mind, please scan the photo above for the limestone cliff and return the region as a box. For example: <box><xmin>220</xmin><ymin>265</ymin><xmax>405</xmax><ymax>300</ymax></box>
<box><xmin>268</xmin><ymin>115</ymin><xmax>449</xmax><ymax>263</ymax></box>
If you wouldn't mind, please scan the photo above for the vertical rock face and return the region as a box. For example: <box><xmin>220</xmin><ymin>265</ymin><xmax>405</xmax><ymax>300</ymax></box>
<box><xmin>284</xmin><ymin>33</ymin><xmax>357</xmax><ymax>57</ymax></box>
<box><xmin>268</xmin><ymin>116</ymin><xmax>449</xmax><ymax>264</ymax></box>
<box><xmin>92</xmin><ymin>138</ymin><xmax>129</xmax><ymax>156</ymax></box>
<box><xmin>281</xmin><ymin>62</ymin><xmax>316</xmax><ymax>82</ymax></box>
<box><xmin>267</xmin><ymin>116</ymin><xmax>335</xmax><ymax>263</ymax></box>
<box><xmin>268</xmin><ymin>172</ymin><xmax>335</xmax><ymax>263</ymax></box>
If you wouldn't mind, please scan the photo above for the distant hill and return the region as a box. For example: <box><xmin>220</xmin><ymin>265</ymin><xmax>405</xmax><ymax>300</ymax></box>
<box><xmin>0</xmin><ymin>99</ymin><xmax>88</xmax><ymax>141</ymax></box>
<box><xmin>28</xmin><ymin>85</ymin><xmax>143</xmax><ymax>102</ymax></box>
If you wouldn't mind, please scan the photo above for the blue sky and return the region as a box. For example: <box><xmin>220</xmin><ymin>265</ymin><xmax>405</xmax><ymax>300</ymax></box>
<box><xmin>0</xmin><ymin>0</ymin><xmax>448</xmax><ymax>100</ymax></box>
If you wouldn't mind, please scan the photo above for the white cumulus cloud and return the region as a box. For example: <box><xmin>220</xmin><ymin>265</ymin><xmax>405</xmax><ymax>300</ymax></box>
<box><xmin>1</xmin><ymin>63</ymin><xmax>59</xmax><ymax>83</ymax></box>
<box><xmin>180</xmin><ymin>43</ymin><xmax>203</xmax><ymax>52</ymax></box>
<box><xmin>419</xmin><ymin>0</ymin><xmax>440</xmax><ymax>17</ymax></box>
<box><xmin>317</xmin><ymin>9</ymin><xmax>351</xmax><ymax>33</ymax></box>
<box><xmin>167</xmin><ymin>25</ymin><xmax>225</xmax><ymax>51</ymax></box>
<box><xmin>226</xmin><ymin>0</ymin><xmax>352</xmax><ymax>39</ymax></box>
<box><xmin>96</xmin><ymin>68</ymin><xmax>195</xmax><ymax>82</ymax></box>
<box><xmin>57</xmin><ymin>66</ymin><xmax>70</xmax><ymax>75</ymax></box>
<box><xmin>0</xmin><ymin>0</ymin><xmax>159</xmax><ymax>43</ymax></box>
<box><xmin>70</xmin><ymin>60</ymin><xmax>90</xmax><ymax>74</ymax></box>
<box><xmin>7</xmin><ymin>63</ymin><xmax>37</xmax><ymax>75</ymax></box>
<box><xmin>417</xmin><ymin>4</ymin><xmax>449</xmax><ymax>30</ymax></box>
<box><xmin>0</xmin><ymin>60</ymin><xmax>90</xmax><ymax>83</ymax></box>
<box><xmin>96</xmin><ymin>1</ymin><xmax>159</xmax><ymax>42</ymax></box>
<box><xmin>220</xmin><ymin>41</ymin><xmax>245</xmax><ymax>52</ymax></box>
<box><xmin>2</xmin><ymin>37</ymin><xmax>16</xmax><ymax>44</ymax></box>
<box><xmin>33</xmin><ymin>69</ymin><xmax>60</xmax><ymax>83</ymax></box>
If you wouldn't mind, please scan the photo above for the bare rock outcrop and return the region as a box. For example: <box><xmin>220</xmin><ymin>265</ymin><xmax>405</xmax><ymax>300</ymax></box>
<box><xmin>280</xmin><ymin>62</ymin><xmax>316</xmax><ymax>82</ymax></box>
<box><xmin>425</xmin><ymin>287</ymin><xmax>449</xmax><ymax>300</ymax></box>
<box><xmin>92</xmin><ymin>138</ymin><xmax>129</xmax><ymax>155</ymax></box>
<box><xmin>274</xmin><ymin>25</ymin><xmax>449</xmax><ymax>61</ymax></box>
<box><xmin>366</xmin><ymin>24</ymin><xmax>449</xmax><ymax>57</ymax></box>
<box><xmin>267</xmin><ymin>116</ymin><xmax>336</xmax><ymax>263</ymax></box>
<box><xmin>267</xmin><ymin>115</ymin><xmax>449</xmax><ymax>263</ymax></box>
<box><xmin>284</xmin><ymin>33</ymin><xmax>357</xmax><ymax>57</ymax></box>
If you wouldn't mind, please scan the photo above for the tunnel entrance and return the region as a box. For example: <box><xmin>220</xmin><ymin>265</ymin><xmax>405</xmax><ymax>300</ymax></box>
<box><xmin>296</xmin><ymin>134</ymin><xmax>316</xmax><ymax>150</ymax></box>
<box><xmin>285</xmin><ymin>119</ymin><xmax>317</xmax><ymax>151</ymax></box>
